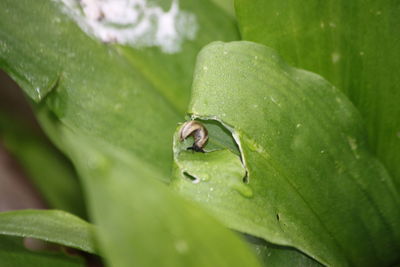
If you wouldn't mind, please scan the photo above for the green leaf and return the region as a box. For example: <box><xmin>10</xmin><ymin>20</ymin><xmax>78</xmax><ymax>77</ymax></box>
<box><xmin>0</xmin><ymin>112</ymin><xmax>86</xmax><ymax>217</ymax></box>
<box><xmin>171</xmin><ymin>41</ymin><xmax>400</xmax><ymax>266</ymax></box>
<box><xmin>0</xmin><ymin>1</ymin><xmax>261</xmax><ymax>266</ymax></box>
<box><xmin>0</xmin><ymin>0</ymin><xmax>239</xmax><ymax>181</ymax></box>
<box><xmin>60</xmin><ymin>129</ymin><xmax>261</xmax><ymax>267</ymax></box>
<box><xmin>245</xmin><ymin>236</ymin><xmax>322</xmax><ymax>267</ymax></box>
<box><xmin>234</xmin><ymin>0</ymin><xmax>400</xmax><ymax>189</ymax></box>
<box><xmin>0</xmin><ymin>236</ymin><xmax>84</xmax><ymax>267</ymax></box>
<box><xmin>0</xmin><ymin>210</ymin><xmax>96</xmax><ymax>254</ymax></box>
<box><xmin>211</xmin><ymin>0</ymin><xmax>235</xmax><ymax>17</ymax></box>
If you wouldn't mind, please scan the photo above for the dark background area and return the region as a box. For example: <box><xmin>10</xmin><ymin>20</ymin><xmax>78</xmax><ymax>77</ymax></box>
<box><xmin>0</xmin><ymin>70</ymin><xmax>46</xmax><ymax>211</ymax></box>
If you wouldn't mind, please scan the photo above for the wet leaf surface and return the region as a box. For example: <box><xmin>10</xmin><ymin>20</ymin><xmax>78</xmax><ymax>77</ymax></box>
<box><xmin>235</xmin><ymin>0</ymin><xmax>400</xmax><ymax>190</ymax></box>
<box><xmin>0</xmin><ymin>209</ymin><xmax>96</xmax><ymax>254</ymax></box>
<box><xmin>171</xmin><ymin>41</ymin><xmax>400</xmax><ymax>266</ymax></box>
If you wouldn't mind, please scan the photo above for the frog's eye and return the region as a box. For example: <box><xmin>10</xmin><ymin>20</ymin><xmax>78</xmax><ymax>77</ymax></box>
<box><xmin>179</xmin><ymin>121</ymin><xmax>208</xmax><ymax>152</ymax></box>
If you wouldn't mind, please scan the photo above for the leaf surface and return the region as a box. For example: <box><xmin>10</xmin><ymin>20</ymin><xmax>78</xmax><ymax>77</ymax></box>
<box><xmin>60</xmin><ymin>129</ymin><xmax>261</xmax><ymax>267</ymax></box>
<box><xmin>245</xmin><ymin>235</ymin><xmax>322</xmax><ymax>267</ymax></box>
<box><xmin>235</xmin><ymin>0</ymin><xmax>400</xmax><ymax>189</ymax></box>
<box><xmin>0</xmin><ymin>236</ymin><xmax>84</xmax><ymax>267</ymax></box>
<box><xmin>0</xmin><ymin>1</ymin><xmax>261</xmax><ymax>266</ymax></box>
<box><xmin>0</xmin><ymin>0</ymin><xmax>239</xmax><ymax>180</ymax></box>
<box><xmin>171</xmin><ymin>41</ymin><xmax>400</xmax><ymax>266</ymax></box>
<box><xmin>0</xmin><ymin>209</ymin><xmax>96</xmax><ymax>254</ymax></box>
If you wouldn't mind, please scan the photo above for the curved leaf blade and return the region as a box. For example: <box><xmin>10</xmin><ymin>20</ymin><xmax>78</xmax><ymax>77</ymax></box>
<box><xmin>171</xmin><ymin>41</ymin><xmax>400</xmax><ymax>266</ymax></box>
<box><xmin>0</xmin><ymin>236</ymin><xmax>84</xmax><ymax>267</ymax></box>
<box><xmin>0</xmin><ymin>210</ymin><xmax>96</xmax><ymax>254</ymax></box>
<box><xmin>0</xmin><ymin>1</ymin><xmax>258</xmax><ymax>266</ymax></box>
<box><xmin>0</xmin><ymin>0</ymin><xmax>179</xmax><ymax>178</ymax></box>
<box><xmin>0</xmin><ymin>0</ymin><xmax>239</xmax><ymax>180</ymax></box>
<box><xmin>61</xmin><ymin>130</ymin><xmax>261</xmax><ymax>267</ymax></box>
<box><xmin>245</xmin><ymin>235</ymin><xmax>322</xmax><ymax>267</ymax></box>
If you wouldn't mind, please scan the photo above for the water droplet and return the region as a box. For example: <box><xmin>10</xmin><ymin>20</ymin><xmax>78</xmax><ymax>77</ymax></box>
<box><xmin>320</xmin><ymin>21</ymin><xmax>325</xmax><ymax>28</ymax></box>
<box><xmin>347</xmin><ymin>136</ymin><xmax>360</xmax><ymax>159</ymax></box>
<box><xmin>203</xmin><ymin>66</ymin><xmax>208</xmax><ymax>71</ymax></box>
<box><xmin>114</xmin><ymin>103</ymin><xmax>122</xmax><ymax>110</ymax></box>
<box><xmin>331</xmin><ymin>52</ymin><xmax>341</xmax><ymax>63</ymax></box>
<box><xmin>359</xmin><ymin>51</ymin><xmax>365</xmax><ymax>56</ymax></box>
<box><xmin>201</xmin><ymin>174</ymin><xmax>211</xmax><ymax>181</ymax></box>
<box><xmin>246</xmin><ymin>138</ymin><xmax>266</xmax><ymax>155</ymax></box>
<box><xmin>231</xmin><ymin>182</ymin><xmax>253</xmax><ymax>198</ymax></box>
<box><xmin>35</xmin><ymin>87</ymin><xmax>42</xmax><ymax>100</ymax></box>
<box><xmin>296</xmin><ymin>123</ymin><xmax>302</xmax><ymax>128</ymax></box>
<box><xmin>87</xmin><ymin>153</ymin><xmax>110</xmax><ymax>173</ymax></box>
<box><xmin>347</xmin><ymin>136</ymin><xmax>357</xmax><ymax>151</ymax></box>
<box><xmin>175</xmin><ymin>240</ymin><xmax>189</xmax><ymax>254</ymax></box>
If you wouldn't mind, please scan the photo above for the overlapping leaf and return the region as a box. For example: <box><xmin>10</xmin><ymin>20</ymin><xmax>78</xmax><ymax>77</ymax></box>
<box><xmin>0</xmin><ymin>236</ymin><xmax>84</xmax><ymax>267</ymax></box>
<box><xmin>0</xmin><ymin>0</ymin><xmax>239</xmax><ymax>179</ymax></box>
<box><xmin>0</xmin><ymin>0</ymin><xmax>262</xmax><ymax>266</ymax></box>
<box><xmin>60</xmin><ymin>129</ymin><xmax>260</xmax><ymax>267</ymax></box>
<box><xmin>171</xmin><ymin>41</ymin><xmax>400</xmax><ymax>266</ymax></box>
<box><xmin>0</xmin><ymin>113</ymin><xmax>86</xmax><ymax>217</ymax></box>
<box><xmin>0</xmin><ymin>210</ymin><xmax>96</xmax><ymax>254</ymax></box>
